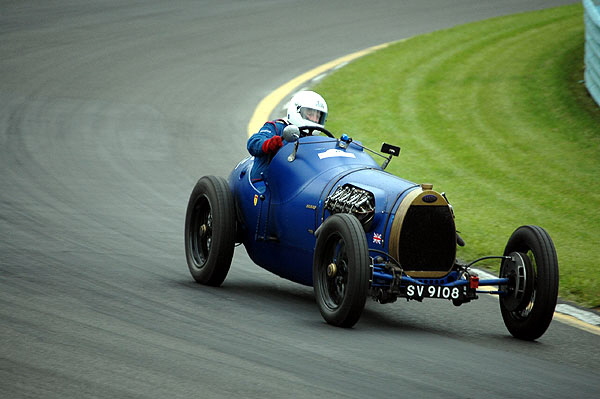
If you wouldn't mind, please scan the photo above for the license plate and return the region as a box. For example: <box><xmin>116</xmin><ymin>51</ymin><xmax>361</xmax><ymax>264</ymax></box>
<box><xmin>406</xmin><ymin>284</ymin><xmax>464</xmax><ymax>300</ymax></box>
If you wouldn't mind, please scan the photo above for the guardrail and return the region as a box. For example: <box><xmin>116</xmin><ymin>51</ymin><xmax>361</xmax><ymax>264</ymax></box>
<box><xmin>584</xmin><ymin>0</ymin><xmax>600</xmax><ymax>106</ymax></box>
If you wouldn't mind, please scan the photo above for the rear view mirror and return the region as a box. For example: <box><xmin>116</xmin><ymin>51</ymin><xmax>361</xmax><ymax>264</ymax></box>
<box><xmin>282</xmin><ymin>125</ymin><xmax>300</xmax><ymax>142</ymax></box>
<box><xmin>381</xmin><ymin>143</ymin><xmax>400</xmax><ymax>157</ymax></box>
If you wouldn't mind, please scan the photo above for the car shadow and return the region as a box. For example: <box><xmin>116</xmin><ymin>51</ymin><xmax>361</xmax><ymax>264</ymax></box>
<box><xmin>174</xmin><ymin>275</ymin><xmax>549</xmax><ymax>347</ymax></box>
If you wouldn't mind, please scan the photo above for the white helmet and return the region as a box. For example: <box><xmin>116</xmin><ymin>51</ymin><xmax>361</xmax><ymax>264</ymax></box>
<box><xmin>287</xmin><ymin>90</ymin><xmax>328</xmax><ymax>128</ymax></box>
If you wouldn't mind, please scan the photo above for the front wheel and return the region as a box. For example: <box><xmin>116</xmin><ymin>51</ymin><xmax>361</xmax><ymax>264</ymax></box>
<box><xmin>313</xmin><ymin>214</ymin><xmax>370</xmax><ymax>328</ymax></box>
<box><xmin>184</xmin><ymin>176</ymin><xmax>236</xmax><ymax>286</ymax></box>
<box><xmin>499</xmin><ymin>225</ymin><xmax>559</xmax><ymax>340</ymax></box>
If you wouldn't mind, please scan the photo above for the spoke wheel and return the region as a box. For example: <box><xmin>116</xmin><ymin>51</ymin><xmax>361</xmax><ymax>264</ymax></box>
<box><xmin>499</xmin><ymin>225</ymin><xmax>559</xmax><ymax>340</ymax></box>
<box><xmin>313</xmin><ymin>214</ymin><xmax>369</xmax><ymax>328</ymax></box>
<box><xmin>184</xmin><ymin>176</ymin><xmax>236</xmax><ymax>286</ymax></box>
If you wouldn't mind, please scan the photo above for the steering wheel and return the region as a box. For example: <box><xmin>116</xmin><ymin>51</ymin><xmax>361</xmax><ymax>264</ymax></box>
<box><xmin>298</xmin><ymin>125</ymin><xmax>335</xmax><ymax>138</ymax></box>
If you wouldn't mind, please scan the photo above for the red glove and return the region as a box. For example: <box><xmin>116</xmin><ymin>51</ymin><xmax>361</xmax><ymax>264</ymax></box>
<box><xmin>261</xmin><ymin>135</ymin><xmax>283</xmax><ymax>154</ymax></box>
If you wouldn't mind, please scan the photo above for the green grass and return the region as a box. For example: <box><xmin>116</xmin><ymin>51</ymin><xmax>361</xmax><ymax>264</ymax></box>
<box><xmin>314</xmin><ymin>4</ymin><xmax>600</xmax><ymax>307</ymax></box>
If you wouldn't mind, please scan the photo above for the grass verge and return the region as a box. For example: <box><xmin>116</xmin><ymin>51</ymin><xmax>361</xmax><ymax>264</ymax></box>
<box><xmin>314</xmin><ymin>3</ymin><xmax>600</xmax><ymax>307</ymax></box>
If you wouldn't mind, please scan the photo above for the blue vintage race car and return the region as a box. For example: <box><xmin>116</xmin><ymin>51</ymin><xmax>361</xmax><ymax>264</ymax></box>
<box><xmin>185</xmin><ymin>125</ymin><xmax>559</xmax><ymax>341</ymax></box>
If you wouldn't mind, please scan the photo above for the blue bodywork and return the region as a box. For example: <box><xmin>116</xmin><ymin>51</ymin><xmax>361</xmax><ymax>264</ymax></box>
<box><xmin>229</xmin><ymin>135</ymin><xmax>420</xmax><ymax>286</ymax></box>
<box><xmin>188</xmin><ymin>128</ymin><xmax>557</xmax><ymax>339</ymax></box>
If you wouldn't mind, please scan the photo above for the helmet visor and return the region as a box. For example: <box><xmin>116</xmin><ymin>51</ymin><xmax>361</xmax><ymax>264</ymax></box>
<box><xmin>299</xmin><ymin>107</ymin><xmax>327</xmax><ymax>126</ymax></box>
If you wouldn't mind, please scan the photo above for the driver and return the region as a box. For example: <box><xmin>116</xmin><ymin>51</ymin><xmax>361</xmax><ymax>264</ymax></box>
<box><xmin>247</xmin><ymin>90</ymin><xmax>328</xmax><ymax>181</ymax></box>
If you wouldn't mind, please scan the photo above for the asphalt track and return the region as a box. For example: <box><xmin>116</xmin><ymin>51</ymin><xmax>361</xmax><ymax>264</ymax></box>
<box><xmin>1</xmin><ymin>1</ymin><xmax>598</xmax><ymax>398</ymax></box>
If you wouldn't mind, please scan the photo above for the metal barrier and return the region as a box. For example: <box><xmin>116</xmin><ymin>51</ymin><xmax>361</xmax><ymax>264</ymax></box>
<box><xmin>584</xmin><ymin>0</ymin><xmax>600</xmax><ymax>106</ymax></box>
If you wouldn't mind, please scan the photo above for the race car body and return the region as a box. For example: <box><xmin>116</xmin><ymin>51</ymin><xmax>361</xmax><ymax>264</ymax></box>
<box><xmin>185</xmin><ymin>126</ymin><xmax>559</xmax><ymax>340</ymax></box>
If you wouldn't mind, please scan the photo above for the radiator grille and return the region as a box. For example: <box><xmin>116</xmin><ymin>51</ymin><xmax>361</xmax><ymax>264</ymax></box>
<box><xmin>398</xmin><ymin>205</ymin><xmax>456</xmax><ymax>275</ymax></box>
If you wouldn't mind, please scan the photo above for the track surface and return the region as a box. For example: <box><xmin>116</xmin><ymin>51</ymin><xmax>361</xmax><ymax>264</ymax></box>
<box><xmin>1</xmin><ymin>1</ymin><xmax>598</xmax><ymax>398</ymax></box>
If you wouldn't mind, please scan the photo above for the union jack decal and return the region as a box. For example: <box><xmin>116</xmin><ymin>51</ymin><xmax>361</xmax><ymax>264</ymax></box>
<box><xmin>373</xmin><ymin>233</ymin><xmax>382</xmax><ymax>245</ymax></box>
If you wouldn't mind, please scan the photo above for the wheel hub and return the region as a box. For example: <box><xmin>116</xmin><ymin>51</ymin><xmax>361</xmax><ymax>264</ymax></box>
<box><xmin>500</xmin><ymin>252</ymin><xmax>534</xmax><ymax>312</ymax></box>
<box><xmin>327</xmin><ymin>263</ymin><xmax>337</xmax><ymax>277</ymax></box>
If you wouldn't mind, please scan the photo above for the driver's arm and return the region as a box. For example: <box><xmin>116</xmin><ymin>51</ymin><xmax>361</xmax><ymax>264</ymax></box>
<box><xmin>247</xmin><ymin>122</ymin><xmax>281</xmax><ymax>157</ymax></box>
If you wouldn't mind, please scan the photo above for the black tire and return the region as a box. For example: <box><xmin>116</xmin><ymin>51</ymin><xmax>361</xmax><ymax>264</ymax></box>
<box><xmin>313</xmin><ymin>214</ymin><xmax>370</xmax><ymax>328</ymax></box>
<box><xmin>184</xmin><ymin>176</ymin><xmax>236</xmax><ymax>286</ymax></box>
<box><xmin>499</xmin><ymin>225</ymin><xmax>559</xmax><ymax>340</ymax></box>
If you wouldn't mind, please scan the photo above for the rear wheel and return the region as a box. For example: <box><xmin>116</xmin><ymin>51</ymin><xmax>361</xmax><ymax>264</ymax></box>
<box><xmin>313</xmin><ymin>214</ymin><xmax>369</xmax><ymax>328</ymax></box>
<box><xmin>184</xmin><ymin>176</ymin><xmax>236</xmax><ymax>286</ymax></box>
<box><xmin>499</xmin><ymin>225</ymin><xmax>559</xmax><ymax>340</ymax></box>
